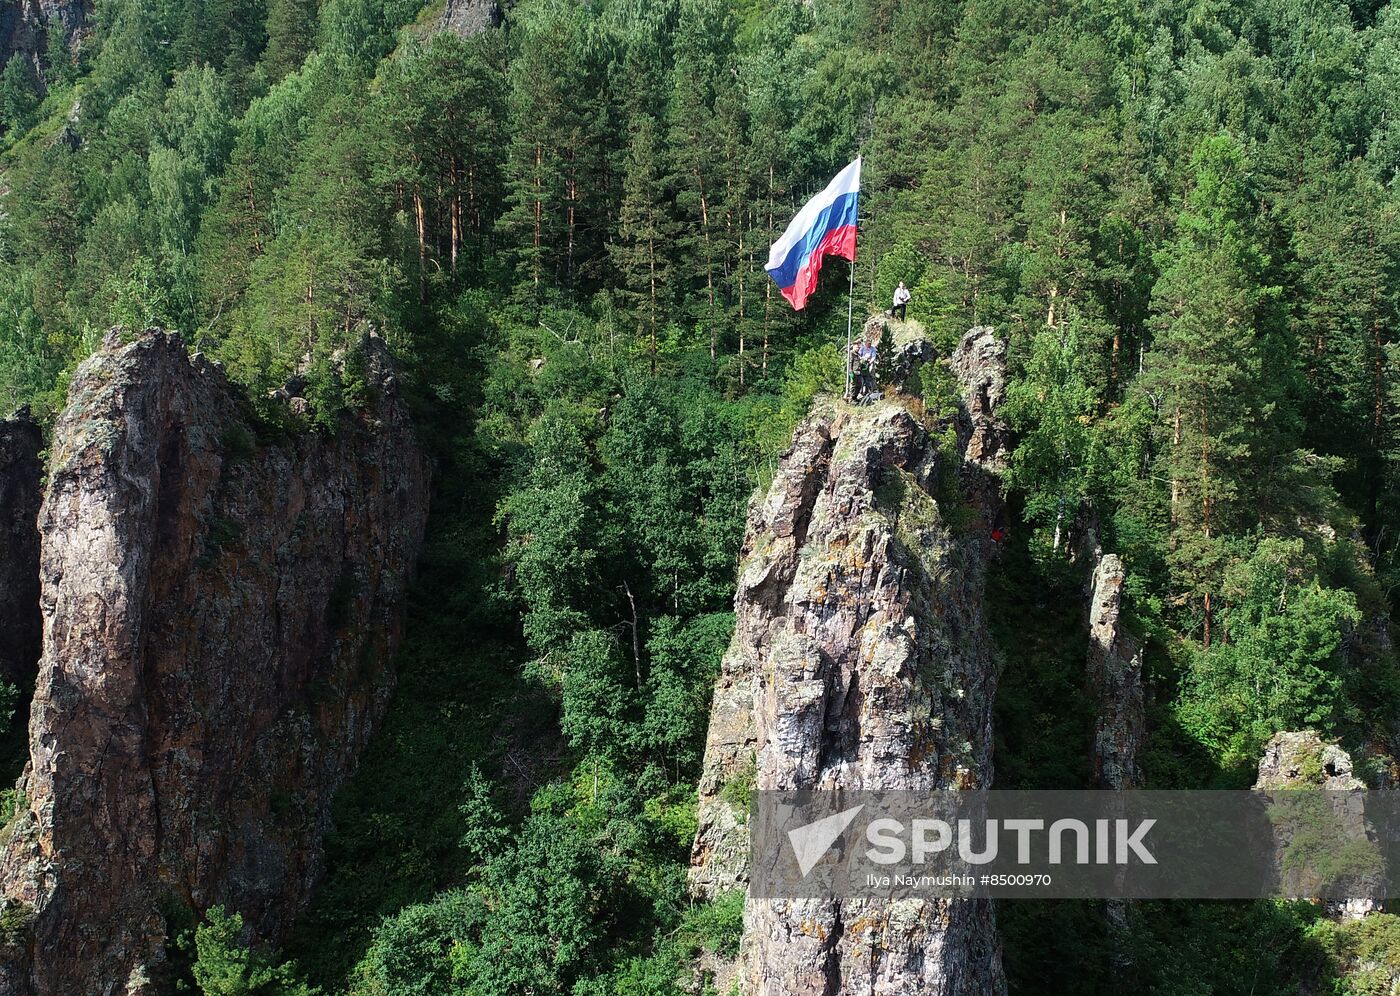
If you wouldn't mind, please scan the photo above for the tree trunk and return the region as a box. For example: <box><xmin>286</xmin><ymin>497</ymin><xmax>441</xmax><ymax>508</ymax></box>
<box><xmin>469</xmin><ymin>162</ymin><xmax>478</xmax><ymax>239</ymax></box>
<box><xmin>763</xmin><ymin>281</ymin><xmax>772</xmax><ymax>377</ymax></box>
<box><xmin>648</xmin><ymin>238</ymin><xmax>658</xmax><ymax>375</ymax></box>
<box><xmin>1201</xmin><ymin>409</ymin><xmax>1213</xmax><ymax>649</ymax></box>
<box><xmin>1170</xmin><ymin>406</ymin><xmax>1181</xmax><ymax>519</ymax></box>
<box><xmin>696</xmin><ymin>170</ymin><xmax>716</xmax><ymax>359</ymax></box>
<box><xmin>623</xmin><ymin>580</ymin><xmax>643</xmax><ymax>691</ymax></box>
<box><xmin>533</xmin><ymin>144</ymin><xmax>543</xmax><ymax>290</ymax></box>
<box><xmin>449</xmin><ymin>155</ymin><xmax>460</xmax><ymax>275</ymax></box>
<box><xmin>566</xmin><ymin>152</ymin><xmax>577</xmax><ymax>292</ymax></box>
<box><xmin>738</xmin><ymin>224</ymin><xmax>747</xmax><ymax>385</ymax></box>
<box><xmin>245</xmin><ymin>180</ymin><xmax>264</xmax><ymax>254</ymax></box>
<box><xmin>763</xmin><ymin>162</ymin><xmax>775</xmax><ymax>377</ymax></box>
<box><xmin>413</xmin><ymin>188</ymin><xmax>428</xmax><ymax>304</ymax></box>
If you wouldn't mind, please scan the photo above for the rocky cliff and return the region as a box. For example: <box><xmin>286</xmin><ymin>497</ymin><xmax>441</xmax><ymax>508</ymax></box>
<box><xmin>691</xmin><ymin>327</ymin><xmax>1010</xmax><ymax>995</ymax></box>
<box><xmin>1254</xmin><ymin>731</ymin><xmax>1383</xmax><ymax>919</ymax></box>
<box><xmin>0</xmin><ymin>410</ymin><xmax>40</xmax><ymax>687</ymax></box>
<box><xmin>0</xmin><ymin>0</ymin><xmax>89</xmax><ymax>88</ymax></box>
<box><xmin>0</xmin><ymin>329</ymin><xmax>430</xmax><ymax>995</ymax></box>
<box><xmin>1086</xmin><ymin>554</ymin><xmax>1145</xmax><ymax>790</ymax></box>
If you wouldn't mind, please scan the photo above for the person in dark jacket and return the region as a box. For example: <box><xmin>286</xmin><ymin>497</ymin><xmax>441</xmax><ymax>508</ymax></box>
<box><xmin>850</xmin><ymin>330</ymin><xmax>880</xmax><ymax>402</ymax></box>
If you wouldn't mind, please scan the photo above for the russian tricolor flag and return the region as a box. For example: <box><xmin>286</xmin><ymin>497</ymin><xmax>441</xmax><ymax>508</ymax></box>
<box><xmin>766</xmin><ymin>157</ymin><xmax>861</xmax><ymax>311</ymax></box>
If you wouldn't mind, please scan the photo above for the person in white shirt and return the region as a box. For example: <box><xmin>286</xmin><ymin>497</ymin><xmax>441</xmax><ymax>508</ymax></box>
<box><xmin>891</xmin><ymin>281</ymin><xmax>911</xmax><ymax>321</ymax></box>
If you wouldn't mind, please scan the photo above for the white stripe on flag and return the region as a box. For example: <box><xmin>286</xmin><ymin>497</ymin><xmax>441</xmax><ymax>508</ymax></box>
<box><xmin>766</xmin><ymin>157</ymin><xmax>862</xmax><ymax>271</ymax></box>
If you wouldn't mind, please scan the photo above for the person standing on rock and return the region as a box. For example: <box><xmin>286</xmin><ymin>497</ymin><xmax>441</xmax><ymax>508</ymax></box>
<box><xmin>891</xmin><ymin>281</ymin><xmax>911</xmax><ymax>321</ymax></box>
<box><xmin>850</xmin><ymin>329</ymin><xmax>879</xmax><ymax>402</ymax></box>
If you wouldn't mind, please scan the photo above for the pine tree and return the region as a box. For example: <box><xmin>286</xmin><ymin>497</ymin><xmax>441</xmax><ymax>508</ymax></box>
<box><xmin>196</xmin><ymin>60</ymin><xmax>321</xmax><ymax>330</ymax></box>
<box><xmin>668</xmin><ymin>0</ymin><xmax>733</xmax><ymax>355</ymax></box>
<box><xmin>1288</xmin><ymin>164</ymin><xmax>1400</xmax><ymax>534</ymax></box>
<box><xmin>609</xmin><ymin>115</ymin><xmax>677</xmax><ymax>369</ymax></box>
<box><xmin>1004</xmin><ymin>318</ymin><xmax>1104</xmax><ymax>550</ymax></box>
<box><xmin>498</xmin><ymin>0</ymin><xmax>595</xmax><ymax>303</ymax></box>
<box><xmin>262</xmin><ymin>0</ymin><xmax>316</xmax><ymax>82</ymax></box>
<box><xmin>43</xmin><ymin>24</ymin><xmax>72</xmax><ymax>89</ymax></box>
<box><xmin>1141</xmin><ymin>134</ymin><xmax>1276</xmax><ymax>646</ymax></box>
<box><xmin>0</xmin><ymin>57</ymin><xmax>38</xmax><ymax>136</ymax></box>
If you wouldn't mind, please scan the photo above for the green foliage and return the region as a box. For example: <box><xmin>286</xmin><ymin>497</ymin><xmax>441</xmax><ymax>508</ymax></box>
<box><xmin>354</xmin><ymin>890</ymin><xmax>479</xmax><ymax>996</ymax></box>
<box><xmin>0</xmin><ymin>681</ymin><xmax>17</xmax><ymax>738</ymax></box>
<box><xmin>0</xmin><ymin>787</ymin><xmax>26</xmax><ymax>828</ymax></box>
<box><xmin>1178</xmin><ymin>539</ymin><xmax>1363</xmax><ymax>770</ymax></box>
<box><xmin>1116</xmin><ymin>901</ymin><xmax>1335</xmax><ymax>995</ymax></box>
<box><xmin>0</xmin><ymin>57</ymin><xmax>38</xmax><ymax>136</ymax></box>
<box><xmin>1004</xmin><ymin>318</ymin><xmax>1109</xmax><ymax>549</ymax></box>
<box><xmin>1312</xmin><ymin>913</ymin><xmax>1400</xmax><ymax>995</ymax></box>
<box><xmin>0</xmin><ymin>902</ymin><xmax>34</xmax><ymax>945</ymax></box>
<box><xmin>718</xmin><ymin>754</ymin><xmax>755</xmax><ymax>812</ymax></box>
<box><xmin>262</xmin><ymin>0</ymin><xmax>316</xmax><ymax>82</ymax></box>
<box><xmin>191</xmin><ymin>906</ymin><xmax>317</xmax><ymax>996</ymax></box>
<box><xmin>44</xmin><ymin>26</ymin><xmax>73</xmax><ymax>89</ymax></box>
<box><xmin>4</xmin><ymin>0</ymin><xmax>1400</xmax><ymax>991</ymax></box>
<box><xmin>777</xmin><ymin>341</ymin><xmax>843</xmax><ymax>422</ymax></box>
<box><xmin>680</xmin><ymin>889</ymin><xmax>745</xmax><ymax>960</ymax></box>
<box><xmin>499</xmin><ymin>413</ymin><xmax>601</xmax><ymax>655</ymax></box>
<box><xmin>644</xmin><ymin>613</ymin><xmax>733</xmax><ymax>778</ymax></box>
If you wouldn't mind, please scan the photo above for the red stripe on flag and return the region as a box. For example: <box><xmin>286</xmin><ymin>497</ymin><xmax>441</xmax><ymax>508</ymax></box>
<box><xmin>781</xmin><ymin>224</ymin><xmax>857</xmax><ymax>311</ymax></box>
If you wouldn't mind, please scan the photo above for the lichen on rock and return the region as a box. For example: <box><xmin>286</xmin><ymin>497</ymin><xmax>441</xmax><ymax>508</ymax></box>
<box><xmin>0</xmin><ymin>329</ymin><xmax>430</xmax><ymax>995</ymax></box>
<box><xmin>690</xmin><ymin>328</ymin><xmax>1010</xmax><ymax>995</ymax></box>
<box><xmin>1086</xmin><ymin>554</ymin><xmax>1145</xmax><ymax>790</ymax></box>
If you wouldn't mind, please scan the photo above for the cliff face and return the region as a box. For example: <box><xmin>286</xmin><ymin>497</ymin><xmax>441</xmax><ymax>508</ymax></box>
<box><xmin>1254</xmin><ymin>731</ymin><xmax>1382</xmax><ymax>919</ymax></box>
<box><xmin>0</xmin><ymin>330</ymin><xmax>430</xmax><ymax>995</ymax></box>
<box><xmin>0</xmin><ymin>411</ymin><xmax>41</xmax><ymax>686</ymax></box>
<box><xmin>1086</xmin><ymin>554</ymin><xmax>1145</xmax><ymax>790</ymax></box>
<box><xmin>0</xmin><ymin>0</ymin><xmax>89</xmax><ymax>87</ymax></box>
<box><xmin>691</xmin><ymin>328</ymin><xmax>1009</xmax><ymax>995</ymax></box>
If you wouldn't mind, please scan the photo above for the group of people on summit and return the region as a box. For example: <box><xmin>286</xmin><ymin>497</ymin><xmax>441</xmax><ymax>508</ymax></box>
<box><xmin>848</xmin><ymin>281</ymin><xmax>911</xmax><ymax>403</ymax></box>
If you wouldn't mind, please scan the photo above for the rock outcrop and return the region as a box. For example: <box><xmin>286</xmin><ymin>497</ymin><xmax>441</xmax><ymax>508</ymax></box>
<box><xmin>0</xmin><ymin>329</ymin><xmax>430</xmax><ymax>995</ymax></box>
<box><xmin>0</xmin><ymin>410</ymin><xmax>41</xmax><ymax>686</ymax></box>
<box><xmin>690</xmin><ymin>328</ymin><xmax>1009</xmax><ymax>995</ymax></box>
<box><xmin>1086</xmin><ymin>554</ymin><xmax>1145</xmax><ymax>790</ymax></box>
<box><xmin>438</xmin><ymin>0</ymin><xmax>501</xmax><ymax>37</ymax></box>
<box><xmin>0</xmin><ymin>0</ymin><xmax>90</xmax><ymax>90</ymax></box>
<box><xmin>1254</xmin><ymin>731</ymin><xmax>1382</xmax><ymax>919</ymax></box>
<box><xmin>1255</xmin><ymin>731</ymin><xmax>1366</xmax><ymax>792</ymax></box>
<box><xmin>947</xmin><ymin>326</ymin><xmax>1009</xmax><ymax>475</ymax></box>
<box><xmin>1084</xmin><ymin>552</ymin><xmax>1146</xmax><ymax>966</ymax></box>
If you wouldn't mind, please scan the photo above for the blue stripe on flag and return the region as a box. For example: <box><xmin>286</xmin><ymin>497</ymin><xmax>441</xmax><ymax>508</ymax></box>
<box><xmin>765</xmin><ymin>190</ymin><xmax>859</xmax><ymax>290</ymax></box>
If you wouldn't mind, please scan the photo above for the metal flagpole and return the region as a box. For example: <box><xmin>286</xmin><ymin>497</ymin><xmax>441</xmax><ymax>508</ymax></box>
<box><xmin>844</xmin><ymin>156</ymin><xmax>861</xmax><ymax>402</ymax></box>
<box><xmin>845</xmin><ymin>256</ymin><xmax>855</xmax><ymax>401</ymax></box>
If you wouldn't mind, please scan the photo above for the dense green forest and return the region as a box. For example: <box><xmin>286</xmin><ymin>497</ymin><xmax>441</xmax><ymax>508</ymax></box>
<box><xmin>3</xmin><ymin>0</ymin><xmax>1400</xmax><ymax>991</ymax></box>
